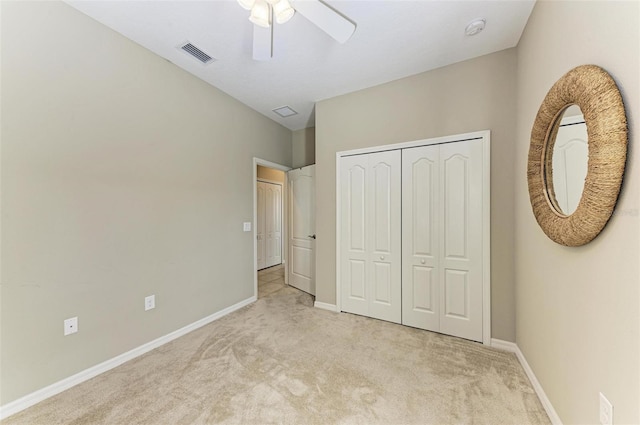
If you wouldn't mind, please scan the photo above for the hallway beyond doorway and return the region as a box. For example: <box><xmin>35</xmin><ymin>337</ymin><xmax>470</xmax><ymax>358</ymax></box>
<box><xmin>257</xmin><ymin>264</ymin><xmax>286</xmax><ymax>299</ymax></box>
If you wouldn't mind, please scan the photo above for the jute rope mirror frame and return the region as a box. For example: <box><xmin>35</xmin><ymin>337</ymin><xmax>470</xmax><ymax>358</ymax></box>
<box><xmin>527</xmin><ymin>65</ymin><xmax>628</xmax><ymax>246</ymax></box>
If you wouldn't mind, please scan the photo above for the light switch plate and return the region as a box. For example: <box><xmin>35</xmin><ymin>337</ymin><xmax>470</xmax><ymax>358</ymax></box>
<box><xmin>243</xmin><ymin>222</ymin><xmax>251</xmax><ymax>232</ymax></box>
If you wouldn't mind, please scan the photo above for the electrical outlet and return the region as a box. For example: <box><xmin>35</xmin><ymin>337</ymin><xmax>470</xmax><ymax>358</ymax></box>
<box><xmin>599</xmin><ymin>392</ymin><xmax>613</xmax><ymax>425</ymax></box>
<box><xmin>243</xmin><ymin>222</ymin><xmax>251</xmax><ymax>232</ymax></box>
<box><xmin>64</xmin><ymin>317</ymin><xmax>78</xmax><ymax>336</ymax></box>
<box><xmin>145</xmin><ymin>295</ymin><xmax>155</xmax><ymax>311</ymax></box>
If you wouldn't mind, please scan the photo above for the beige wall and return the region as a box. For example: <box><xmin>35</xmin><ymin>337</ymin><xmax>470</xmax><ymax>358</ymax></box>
<box><xmin>257</xmin><ymin>165</ymin><xmax>285</xmax><ymax>184</ymax></box>
<box><xmin>292</xmin><ymin>127</ymin><xmax>316</xmax><ymax>168</ymax></box>
<box><xmin>315</xmin><ymin>49</ymin><xmax>517</xmax><ymax>341</ymax></box>
<box><xmin>515</xmin><ymin>1</ymin><xmax>639</xmax><ymax>424</ymax></box>
<box><xmin>0</xmin><ymin>1</ymin><xmax>291</xmax><ymax>404</ymax></box>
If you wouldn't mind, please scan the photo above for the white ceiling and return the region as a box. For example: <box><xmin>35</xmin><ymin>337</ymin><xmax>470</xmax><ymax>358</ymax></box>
<box><xmin>66</xmin><ymin>0</ymin><xmax>535</xmax><ymax>131</ymax></box>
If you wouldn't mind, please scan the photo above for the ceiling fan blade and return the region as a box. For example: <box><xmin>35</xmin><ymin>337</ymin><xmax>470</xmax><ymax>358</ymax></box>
<box><xmin>292</xmin><ymin>0</ymin><xmax>356</xmax><ymax>44</ymax></box>
<box><xmin>253</xmin><ymin>23</ymin><xmax>273</xmax><ymax>61</ymax></box>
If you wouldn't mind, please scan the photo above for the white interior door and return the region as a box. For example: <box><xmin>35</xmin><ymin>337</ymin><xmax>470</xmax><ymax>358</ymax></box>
<box><xmin>256</xmin><ymin>181</ymin><xmax>266</xmax><ymax>270</ymax></box>
<box><xmin>264</xmin><ymin>183</ymin><xmax>282</xmax><ymax>268</ymax></box>
<box><xmin>401</xmin><ymin>140</ymin><xmax>484</xmax><ymax>341</ymax></box>
<box><xmin>438</xmin><ymin>139</ymin><xmax>483</xmax><ymax>342</ymax></box>
<box><xmin>402</xmin><ymin>145</ymin><xmax>440</xmax><ymax>331</ymax></box>
<box><xmin>288</xmin><ymin>165</ymin><xmax>315</xmax><ymax>295</ymax></box>
<box><xmin>340</xmin><ymin>151</ymin><xmax>401</xmax><ymax>324</ymax></box>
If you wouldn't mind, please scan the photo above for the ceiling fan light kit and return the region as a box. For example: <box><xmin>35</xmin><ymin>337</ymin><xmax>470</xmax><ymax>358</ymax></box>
<box><xmin>249</xmin><ymin>0</ymin><xmax>271</xmax><ymax>28</ymax></box>
<box><xmin>273</xmin><ymin>0</ymin><xmax>295</xmax><ymax>24</ymax></box>
<box><xmin>240</xmin><ymin>0</ymin><xmax>295</xmax><ymax>27</ymax></box>
<box><xmin>239</xmin><ymin>0</ymin><xmax>356</xmax><ymax>61</ymax></box>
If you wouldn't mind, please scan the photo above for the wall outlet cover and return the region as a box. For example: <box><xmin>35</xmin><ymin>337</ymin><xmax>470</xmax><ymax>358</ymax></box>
<box><xmin>64</xmin><ymin>317</ymin><xmax>78</xmax><ymax>336</ymax></box>
<box><xmin>145</xmin><ymin>295</ymin><xmax>156</xmax><ymax>311</ymax></box>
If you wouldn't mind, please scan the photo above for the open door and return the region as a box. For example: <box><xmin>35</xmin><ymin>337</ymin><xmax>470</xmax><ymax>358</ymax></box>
<box><xmin>288</xmin><ymin>165</ymin><xmax>316</xmax><ymax>295</ymax></box>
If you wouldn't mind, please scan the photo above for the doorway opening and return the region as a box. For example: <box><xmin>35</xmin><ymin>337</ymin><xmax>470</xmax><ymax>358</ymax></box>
<box><xmin>257</xmin><ymin>169</ymin><xmax>284</xmax><ymax>271</ymax></box>
<box><xmin>253</xmin><ymin>158</ymin><xmax>290</xmax><ymax>300</ymax></box>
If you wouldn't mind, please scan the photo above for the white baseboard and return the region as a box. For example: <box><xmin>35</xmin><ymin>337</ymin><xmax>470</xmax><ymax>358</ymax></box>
<box><xmin>491</xmin><ymin>339</ymin><xmax>562</xmax><ymax>425</ymax></box>
<box><xmin>313</xmin><ymin>301</ymin><xmax>337</xmax><ymax>312</ymax></box>
<box><xmin>0</xmin><ymin>295</ymin><xmax>256</xmax><ymax>420</ymax></box>
<box><xmin>490</xmin><ymin>338</ymin><xmax>518</xmax><ymax>353</ymax></box>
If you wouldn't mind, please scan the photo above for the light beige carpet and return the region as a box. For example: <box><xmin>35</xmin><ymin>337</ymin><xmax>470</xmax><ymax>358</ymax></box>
<box><xmin>3</xmin><ymin>273</ymin><xmax>550</xmax><ymax>424</ymax></box>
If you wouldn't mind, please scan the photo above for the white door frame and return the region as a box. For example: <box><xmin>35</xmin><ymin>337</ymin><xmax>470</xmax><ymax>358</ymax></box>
<box><xmin>335</xmin><ymin>130</ymin><xmax>492</xmax><ymax>345</ymax></box>
<box><xmin>253</xmin><ymin>158</ymin><xmax>291</xmax><ymax>299</ymax></box>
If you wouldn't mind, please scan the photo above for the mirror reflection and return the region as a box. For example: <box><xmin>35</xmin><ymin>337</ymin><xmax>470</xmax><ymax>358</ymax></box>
<box><xmin>548</xmin><ymin>105</ymin><xmax>588</xmax><ymax>215</ymax></box>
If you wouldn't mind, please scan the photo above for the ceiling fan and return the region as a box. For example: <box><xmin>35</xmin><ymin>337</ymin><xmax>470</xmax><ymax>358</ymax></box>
<box><xmin>237</xmin><ymin>0</ymin><xmax>356</xmax><ymax>61</ymax></box>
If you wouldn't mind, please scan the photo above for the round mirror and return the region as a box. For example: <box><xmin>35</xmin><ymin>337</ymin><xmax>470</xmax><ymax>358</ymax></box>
<box><xmin>527</xmin><ymin>65</ymin><xmax>627</xmax><ymax>246</ymax></box>
<box><xmin>544</xmin><ymin>105</ymin><xmax>588</xmax><ymax>216</ymax></box>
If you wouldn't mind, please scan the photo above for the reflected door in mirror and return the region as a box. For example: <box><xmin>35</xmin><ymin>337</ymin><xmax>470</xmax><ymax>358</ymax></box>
<box><xmin>551</xmin><ymin>110</ymin><xmax>588</xmax><ymax>215</ymax></box>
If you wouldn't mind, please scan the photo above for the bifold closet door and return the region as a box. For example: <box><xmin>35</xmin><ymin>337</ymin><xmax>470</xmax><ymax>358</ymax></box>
<box><xmin>264</xmin><ymin>183</ymin><xmax>282</xmax><ymax>268</ymax></box>
<box><xmin>257</xmin><ymin>181</ymin><xmax>282</xmax><ymax>270</ymax></box>
<box><xmin>401</xmin><ymin>145</ymin><xmax>440</xmax><ymax>331</ymax></box>
<box><xmin>257</xmin><ymin>182</ymin><xmax>267</xmax><ymax>270</ymax></box>
<box><xmin>340</xmin><ymin>151</ymin><xmax>401</xmax><ymax>324</ymax></box>
<box><xmin>402</xmin><ymin>139</ymin><xmax>484</xmax><ymax>342</ymax></box>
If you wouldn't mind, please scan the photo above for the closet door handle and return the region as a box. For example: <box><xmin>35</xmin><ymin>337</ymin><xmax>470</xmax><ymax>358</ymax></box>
<box><xmin>379</xmin><ymin>256</ymin><xmax>385</xmax><ymax>260</ymax></box>
<box><xmin>308</xmin><ymin>234</ymin><xmax>316</xmax><ymax>239</ymax></box>
<box><xmin>420</xmin><ymin>259</ymin><xmax>426</xmax><ymax>264</ymax></box>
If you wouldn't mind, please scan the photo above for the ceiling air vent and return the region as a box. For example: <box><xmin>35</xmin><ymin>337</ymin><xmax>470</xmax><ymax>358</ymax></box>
<box><xmin>273</xmin><ymin>106</ymin><xmax>298</xmax><ymax>118</ymax></box>
<box><xmin>179</xmin><ymin>42</ymin><xmax>215</xmax><ymax>64</ymax></box>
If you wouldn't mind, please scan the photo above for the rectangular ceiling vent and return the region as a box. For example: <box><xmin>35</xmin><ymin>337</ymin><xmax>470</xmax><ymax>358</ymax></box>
<box><xmin>179</xmin><ymin>42</ymin><xmax>215</xmax><ymax>65</ymax></box>
<box><xmin>273</xmin><ymin>106</ymin><xmax>298</xmax><ymax>118</ymax></box>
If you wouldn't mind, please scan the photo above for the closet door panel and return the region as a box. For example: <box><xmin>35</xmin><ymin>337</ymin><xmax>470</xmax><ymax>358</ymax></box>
<box><xmin>373</xmin><ymin>162</ymin><xmax>392</xmax><ymax>253</ymax></box>
<box><xmin>443</xmin><ymin>155</ymin><xmax>468</xmax><ymax>259</ymax></box>
<box><xmin>257</xmin><ymin>182</ymin><xmax>266</xmax><ymax>270</ymax></box>
<box><xmin>367</xmin><ymin>151</ymin><xmax>401</xmax><ymax>323</ymax></box>
<box><xmin>348</xmin><ymin>259</ymin><xmax>366</xmax><ymax>300</ymax></box>
<box><xmin>411</xmin><ymin>266</ymin><xmax>435</xmax><ymax>312</ymax></box>
<box><xmin>271</xmin><ymin>184</ymin><xmax>282</xmax><ymax>265</ymax></box>
<box><xmin>443</xmin><ymin>269</ymin><xmax>469</xmax><ymax>318</ymax></box>
<box><xmin>439</xmin><ymin>139</ymin><xmax>483</xmax><ymax>342</ymax></box>
<box><xmin>340</xmin><ymin>157</ymin><xmax>369</xmax><ymax>316</ymax></box>
<box><xmin>402</xmin><ymin>146</ymin><xmax>439</xmax><ymax>330</ymax></box>
<box><xmin>340</xmin><ymin>151</ymin><xmax>401</xmax><ymax>323</ymax></box>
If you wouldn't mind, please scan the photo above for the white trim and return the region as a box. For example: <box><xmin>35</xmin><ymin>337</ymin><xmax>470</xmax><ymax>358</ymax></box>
<box><xmin>314</xmin><ymin>301</ymin><xmax>338</xmax><ymax>312</ymax></box>
<box><xmin>491</xmin><ymin>339</ymin><xmax>563</xmax><ymax>425</ymax></box>
<box><xmin>336</xmin><ymin>130</ymin><xmax>489</xmax><ymax>157</ymax></box>
<box><xmin>257</xmin><ymin>177</ymin><xmax>284</xmax><ymax>186</ymax></box>
<box><xmin>490</xmin><ymin>338</ymin><xmax>517</xmax><ymax>352</ymax></box>
<box><xmin>335</xmin><ymin>152</ymin><xmax>342</xmax><ymax>313</ymax></box>
<box><xmin>0</xmin><ymin>296</ymin><xmax>256</xmax><ymax>420</ymax></box>
<box><xmin>335</xmin><ymin>130</ymin><xmax>491</xmax><ymax>344</ymax></box>
<box><xmin>482</xmin><ymin>132</ymin><xmax>491</xmax><ymax>345</ymax></box>
<box><xmin>253</xmin><ymin>158</ymin><xmax>291</xmax><ymax>298</ymax></box>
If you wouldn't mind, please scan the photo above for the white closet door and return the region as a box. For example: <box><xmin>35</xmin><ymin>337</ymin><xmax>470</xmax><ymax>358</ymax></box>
<box><xmin>402</xmin><ymin>145</ymin><xmax>440</xmax><ymax>331</ymax></box>
<box><xmin>257</xmin><ymin>182</ymin><xmax>267</xmax><ymax>270</ymax></box>
<box><xmin>340</xmin><ymin>151</ymin><xmax>401</xmax><ymax>323</ymax></box>
<box><xmin>438</xmin><ymin>139</ymin><xmax>483</xmax><ymax>342</ymax></box>
<box><xmin>265</xmin><ymin>183</ymin><xmax>282</xmax><ymax>268</ymax></box>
